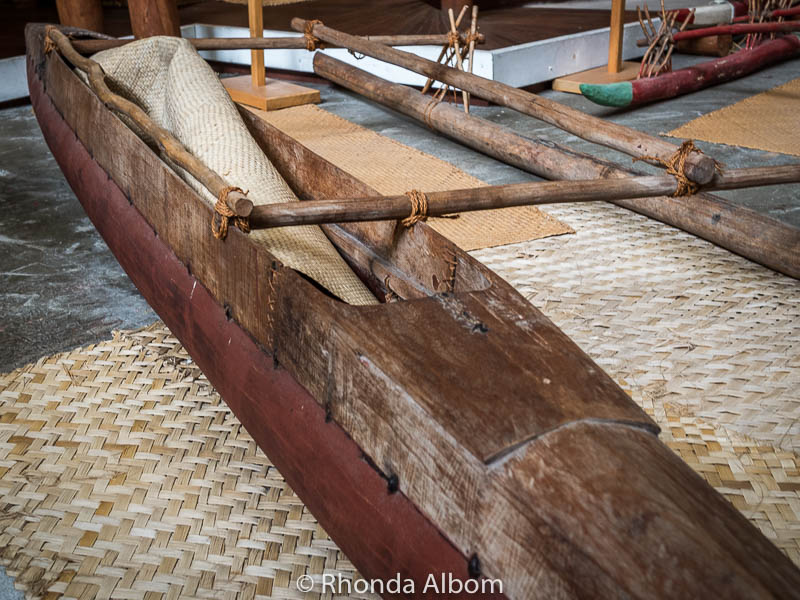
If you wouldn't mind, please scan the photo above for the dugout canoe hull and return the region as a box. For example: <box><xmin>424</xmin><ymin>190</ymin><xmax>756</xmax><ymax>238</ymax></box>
<box><xmin>26</xmin><ymin>23</ymin><xmax>800</xmax><ymax>599</ymax></box>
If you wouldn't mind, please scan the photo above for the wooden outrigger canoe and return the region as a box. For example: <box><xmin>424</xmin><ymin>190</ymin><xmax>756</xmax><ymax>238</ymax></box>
<box><xmin>25</xmin><ymin>23</ymin><xmax>800</xmax><ymax>599</ymax></box>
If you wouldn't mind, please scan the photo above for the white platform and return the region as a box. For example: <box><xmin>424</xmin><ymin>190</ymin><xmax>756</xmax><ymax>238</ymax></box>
<box><xmin>0</xmin><ymin>56</ymin><xmax>27</xmax><ymax>103</ymax></box>
<box><xmin>189</xmin><ymin>22</ymin><xmax>650</xmax><ymax>89</ymax></box>
<box><xmin>3</xmin><ymin>20</ymin><xmax>654</xmax><ymax>103</ymax></box>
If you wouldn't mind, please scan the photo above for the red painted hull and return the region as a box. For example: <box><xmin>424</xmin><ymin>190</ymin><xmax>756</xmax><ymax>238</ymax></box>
<box><xmin>27</xmin><ymin>52</ymin><xmax>502</xmax><ymax>600</ymax></box>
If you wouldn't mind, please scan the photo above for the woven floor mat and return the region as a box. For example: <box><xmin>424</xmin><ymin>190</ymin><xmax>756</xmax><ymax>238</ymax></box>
<box><xmin>667</xmin><ymin>76</ymin><xmax>800</xmax><ymax>157</ymax></box>
<box><xmin>472</xmin><ymin>202</ymin><xmax>800</xmax><ymax>453</ymax></box>
<box><xmin>3</xmin><ymin>322</ymin><xmax>800</xmax><ymax>600</ymax></box>
<box><xmin>648</xmin><ymin>401</ymin><xmax>800</xmax><ymax>565</ymax></box>
<box><xmin>0</xmin><ymin>325</ymin><xmax>377</xmax><ymax>600</ymax></box>
<box><xmin>250</xmin><ymin>104</ymin><xmax>573</xmax><ymax>251</ymax></box>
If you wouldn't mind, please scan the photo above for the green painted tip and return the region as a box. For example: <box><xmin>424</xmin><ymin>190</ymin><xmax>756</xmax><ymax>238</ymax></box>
<box><xmin>579</xmin><ymin>81</ymin><xmax>633</xmax><ymax>108</ymax></box>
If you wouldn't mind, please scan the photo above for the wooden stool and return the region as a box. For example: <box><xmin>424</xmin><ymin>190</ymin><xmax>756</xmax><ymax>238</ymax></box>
<box><xmin>552</xmin><ymin>0</ymin><xmax>639</xmax><ymax>94</ymax></box>
<box><xmin>222</xmin><ymin>0</ymin><xmax>320</xmax><ymax>110</ymax></box>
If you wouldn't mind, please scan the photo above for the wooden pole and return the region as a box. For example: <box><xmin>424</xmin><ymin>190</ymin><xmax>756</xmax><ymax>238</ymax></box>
<box><xmin>292</xmin><ymin>18</ymin><xmax>718</xmax><ymax>185</ymax></box>
<box><xmin>249</xmin><ymin>0</ymin><xmax>266</xmax><ymax>87</ymax></box>
<box><xmin>676</xmin><ymin>35</ymin><xmax>733</xmax><ymax>57</ymax></box>
<box><xmin>314</xmin><ymin>53</ymin><xmax>615</xmax><ymax>181</ymax></box>
<box><xmin>312</xmin><ymin>53</ymin><xmax>800</xmax><ymax>279</ymax></box>
<box><xmin>55</xmin><ymin>0</ymin><xmax>104</xmax><ymax>33</ymax></box>
<box><xmin>71</xmin><ymin>33</ymin><xmax>477</xmax><ymax>54</ymax></box>
<box><xmin>248</xmin><ymin>165</ymin><xmax>800</xmax><ymax>229</ymax></box>
<box><xmin>127</xmin><ymin>0</ymin><xmax>180</xmax><ymax>38</ymax></box>
<box><xmin>607</xmin><ymin>0</ymin><xmax>626</xmax><ymax>74</ymax></box>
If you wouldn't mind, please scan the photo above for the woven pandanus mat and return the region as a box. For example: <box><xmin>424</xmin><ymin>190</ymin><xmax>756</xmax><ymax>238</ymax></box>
<box><xmin>652</xmin><ymin>402</ymin><xmax>800</xmax><ymax>565</ymax></box>
<box><xmin>472</xmin><ymin>201</ymin><xmax>800</xmax><ymax>562</ymax></box>
<box><xmin>472</xmin><ymin>202</ymin><xmax>800</xmax><ymax>453</ymax></box>
<box><xmin>252</xmin><ymin>104</ymin><xmax>573</xmax><ymax>251</ymax></box>
<box><xmin>667</xmin><ymin>77</ymin><xmax>800</xmax><ymax>157</ymax></box>
<box><xmin>0</xmin><ymin>325</ymin><xmax>377</xmax><ymax>600</ymax></box>
<box><xmin>3</xmin><ymin>322</ymin><xmax>800</xmax><ymax>600</ymax></box>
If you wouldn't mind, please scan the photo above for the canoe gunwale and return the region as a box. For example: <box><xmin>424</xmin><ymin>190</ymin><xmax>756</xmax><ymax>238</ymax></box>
<box><xmin>26</xmin><ymin>24</ymin><xmax>800</xmax><ymax>599</ymax></box>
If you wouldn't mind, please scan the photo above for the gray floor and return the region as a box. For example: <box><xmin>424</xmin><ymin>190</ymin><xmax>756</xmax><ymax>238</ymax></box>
<box><xmin>0</xmin><ymin>105</ymin><xmax>157</xmax><ymax>373</ymax></box>
<box><xmin>0</xmin><ymin>45</ymin><xmax>798</xmax><ymax>598</ymax></box>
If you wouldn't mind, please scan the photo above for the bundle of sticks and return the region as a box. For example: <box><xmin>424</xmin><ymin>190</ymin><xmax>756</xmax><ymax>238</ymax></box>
<box><xmin>421</xmin><ymin>4</ymin><xmax>481</xmax><ymax>113</ymax></box>
<box><xmin>636</xmin><ymin>0</ymin><xmax>800</xmax><ymax>68</ymax></box>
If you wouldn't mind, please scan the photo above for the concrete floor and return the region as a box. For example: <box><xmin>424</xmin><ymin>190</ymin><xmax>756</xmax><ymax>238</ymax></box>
<box><xmin>0</xmin><ymin>105</ymin><xmax>156</xmax><ymax>373</ymax></box>
<box><xmin>0</xmin><ymin>45</ymin><xmax>798</xmax><ymax>598</ymax></box>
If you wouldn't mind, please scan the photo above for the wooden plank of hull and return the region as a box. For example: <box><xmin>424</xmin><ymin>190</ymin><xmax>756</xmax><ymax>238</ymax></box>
<box><xmin>26</xmin><ymin>51</ymin><xmax>491</xmax><ymax>598</ymax></box>
<box><xmin>26</xmin><ymin>24</ymin><xmax>800</xmax><ymax>598</ymax></box>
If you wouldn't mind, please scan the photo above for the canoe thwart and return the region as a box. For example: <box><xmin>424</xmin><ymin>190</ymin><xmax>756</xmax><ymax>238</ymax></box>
<box><xmin>244</xmin><ymin>164</ymin><xmax>800</xmax><ymax>229</ymax></box>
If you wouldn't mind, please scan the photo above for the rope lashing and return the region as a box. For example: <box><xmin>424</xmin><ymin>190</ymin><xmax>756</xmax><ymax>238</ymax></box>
<box><xmin>634</xmin><ymin>140</ymin><xmax>704</xmax><ymax>196</ymax></box>
<box><xmin>422</xmin><ymin>94</ymin><xmax>442</xmax><ymax>129</ymax></box>
<box><xmin>401</xmin><ymin>189</ymin><xmax>429</xmax><ymax>227</ymax></box>
<box><xmin>212</xmin><ymin>187</ymin><xmax>250</xmax><ymax>240</ymax></box>
<box><xmin>464</xmin><ymin>30</ymin><xmax>481</xmax><ymax>46</ymax></box>
<box><xmin>304</xmin><ymin>20</ymin><xmax>325</xmax><ymax>51</ymax></box>
<box><xmin>43</xmin><ymin>25</ymin><xmax>58</xmax><ymax>54</ymax></box>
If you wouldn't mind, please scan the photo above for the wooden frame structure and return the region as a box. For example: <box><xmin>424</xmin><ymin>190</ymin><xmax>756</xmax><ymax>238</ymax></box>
<box><xmin>26</xmin><ymin>24</ymin><xmax>800</xmax><ymax>599</ymax></box>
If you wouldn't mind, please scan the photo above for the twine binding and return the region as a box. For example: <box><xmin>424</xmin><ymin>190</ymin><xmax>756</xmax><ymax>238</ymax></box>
<box><xmin>212</xmin><ymin>186</ymin><xmax>250</xmax><ymax>240</ymax></box>
<box><xmin>464</xmin><ymin>31</ymin><xmax>481</xmax><ymax>46</ymax></box>
<box><xmin>402</xmin><ymin>189</ymin><xmax>429</xmax><ymax>227</ymax></box>
<box><xmin>634</xmin><ymin>140</ymin><xmax>704</xmax><ymax>196</ymax></box>
<box><xmin>43</xmin><ymin>26</ymin><xmax>58</xmax><ymax>55</ymax></box>
<box><xmin>422</xmin><ymin>95</ymin><xmax>442</xmax><ymax>129</ymax></box>
<box><xmin>304</xmin><ymin>20</ymin><xmax>325</xmax><ymax>51</ymax></box>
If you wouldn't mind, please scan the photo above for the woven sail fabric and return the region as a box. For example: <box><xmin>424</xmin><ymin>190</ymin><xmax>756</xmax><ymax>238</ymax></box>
<box><xmin>91</xmin><ymin>36</ymin><xmax>377</xmax><ymax>306</ymax></box>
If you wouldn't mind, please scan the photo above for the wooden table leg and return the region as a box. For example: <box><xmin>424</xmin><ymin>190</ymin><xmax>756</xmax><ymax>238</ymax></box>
<box><xmin>56</xmin><ymin>0</ymin><xmax>104</xmax><ymax>33</ymax></box>
<box><xmin>127</xmin><ymin>0</ymin><xmax>180</xmax><ymax>38</ymax></box>
<box><xmin>222</xmin><ymin>0</ymin><xmax>321</xmax><ymax>111</ymax></box>
<box><xmin>552</xmin><ymin>0</ymin><xmax>640</xmax><ymax>95</ymax></box>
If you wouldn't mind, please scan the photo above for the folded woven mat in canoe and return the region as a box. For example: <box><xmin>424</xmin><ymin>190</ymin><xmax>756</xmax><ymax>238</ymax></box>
<box><xmin>91</xmin><ymin>36</ymin><xmax>376</xmax><ymax>306</ymax></box>
<box><xmin>2</xmin><ymin>321</ymin><xmax>799</xmax><ymax>600</ymax></box>
<box><xmin>252</xmin><ymin>104</ymin><xmax>574</xmax><ymax>251</ymax></box>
